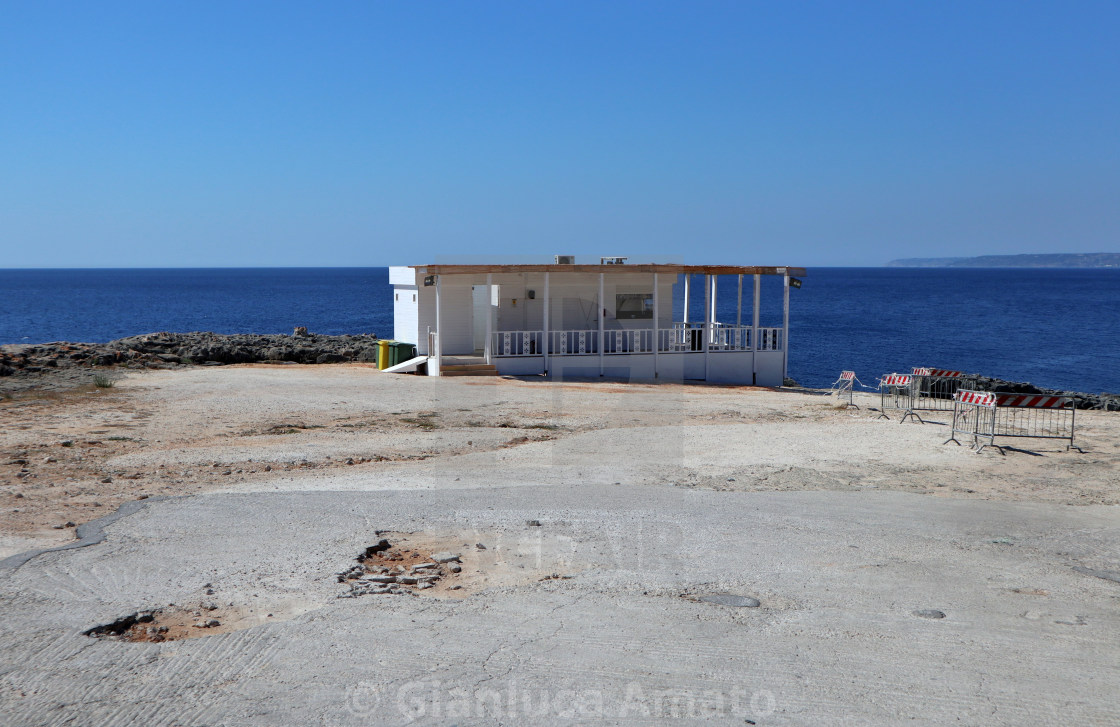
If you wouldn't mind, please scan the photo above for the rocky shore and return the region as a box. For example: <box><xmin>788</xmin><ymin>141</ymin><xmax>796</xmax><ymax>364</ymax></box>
<box><xmin>968</xmin><ymin>374</ymin><xmax>1119</xmax><ymax>411</ymax></box>
<box><xmin>1</xmin><ymin>330</ymin><xmax>381</xmax><ymax>393</ymax></box>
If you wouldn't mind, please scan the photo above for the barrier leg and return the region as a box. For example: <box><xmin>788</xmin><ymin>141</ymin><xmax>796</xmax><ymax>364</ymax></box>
<box><xmin>943</xmin><ymin>400</ymin><xmax>963</xmax><ymax>446</ymax></box>
<box><xmin>899</xmin><ymin>387</ymin><xmax>923</xmax><ymax>424</ymax></box>
<box><xmin>899</xmin><ymin>408</ymin><xmax>924</xmax><ymax>424</ymax></box>
<box><xmin>974</xmin><ymin>406</ymin><xmax>1002</xmax><ymax>455</ymax></box>
<box><xmin>876</xmin><ymin>386</ymin><xmax>890</xmax><ymax>420</ymax></box>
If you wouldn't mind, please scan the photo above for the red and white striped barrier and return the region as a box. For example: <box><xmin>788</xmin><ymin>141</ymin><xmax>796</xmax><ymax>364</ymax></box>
<box><xmin>957</xmin><ymin>390</ymin><xmax>995</xmax><ymax>407</ymax></box>
<box><xmin>907</xmin><ymin>367</ymin><xmax>976</xmax><ymax>414</ymax></box>
<box><xmin>994</xmin><ymin>394</ymin><xmax>1073</xmax><ymax>409</ymax></box>
<box><xmin>877</xmin><ymin>374</ymin><xmax>920</xmax><ymax>421</ymax></box>
<box><xmin>831</xmin><ymin>370</ymin><xmax>862</xmax><ymax>409</ymax></box>
<box><xmin>946</xmin><ymin>389</ymin><xmax>1078</xmax><ymax>453</ymax></box>
<box><xmin>912</xmin><ymin>367</ymin><xmax>963</xmax><ymax>378</ymax></box>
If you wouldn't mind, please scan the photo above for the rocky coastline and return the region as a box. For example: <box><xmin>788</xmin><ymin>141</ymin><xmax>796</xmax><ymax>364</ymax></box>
<box><xmin>967</xmin><ymin>375</ymin><xmax>1118</xmax><ymax>411</ymax></box>
<box><xmin>0</xmin><ymin>330</ymin><xmax>381</xmax><ymax>393</ymax></box>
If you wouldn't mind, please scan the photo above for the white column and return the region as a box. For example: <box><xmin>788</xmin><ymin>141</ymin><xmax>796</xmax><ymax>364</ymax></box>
<box><xmin>434</xmin><ymin>275</ymin><xmax>442</xmax><ymax>376</ymax></box>
<box><xmin>710</xmin><ymin>275</ymin><xmax>718</xmax><ymax>325</ymax></box>
<box><xmin>752</xmin><ymin>274</ymin><xmax>761</xmax><ymax>385</ymax></box>
<box><xmin>736</xmin><ymin>274</ymin><xmax>743</xmax><ymax>327</ymax></box>
<box><xmin>484</xmin><ymin>273</ymin><xmax>492</xmax><ymax>365</ymax></box>
<box><xmin>598</xmin><ymin>272</ymin><xmax>605</xmax><ymax>377</ymax></box>
<box><xmin>542</xmin><ymin>272</ymin><xmax>550</xmax><ymax>374</ymax></box>
<box><xmin>683</xmin><ymin>274</ymin><xmax>690</xmax><ymax>324</ymax></box>
<box><xmin>783</xmin><ymin>272</ymin><xmax>791</xmax><ymax>384</ymax></box>
<box><xmin>652</xmin><ymin>272</ymin><xmax>659</xmax><ymax>378</ymax></box>
<box><xmin>703</xmin><ymin>274</ymin><xmax>710</xmax><ymax>381</ymax></box>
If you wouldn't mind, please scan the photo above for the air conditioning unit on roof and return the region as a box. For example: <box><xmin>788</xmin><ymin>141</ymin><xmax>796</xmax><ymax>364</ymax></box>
<box><xmin>554</xmin><ymin>255</ymin><xmax>575</xmax><ymax>264</ymax></box>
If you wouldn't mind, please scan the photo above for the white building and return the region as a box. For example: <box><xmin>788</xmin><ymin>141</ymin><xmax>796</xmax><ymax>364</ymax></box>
<box><xmin>388</xmin><ymin>261</ymin><xmax>803</xmax><ymax>386</ymax></box>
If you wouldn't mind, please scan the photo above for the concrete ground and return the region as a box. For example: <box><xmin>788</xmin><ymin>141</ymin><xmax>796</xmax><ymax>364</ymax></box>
<box><xmin>1</xmin><ymin>366</ymin><xmax>1118</xmax><ymax>725</ymax></box>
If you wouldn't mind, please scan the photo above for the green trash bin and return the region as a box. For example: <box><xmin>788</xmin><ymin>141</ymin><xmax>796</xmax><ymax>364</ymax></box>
<box><xmin>388</xmin><ymin>341</ymin><xmax>416</xmax><ymax>367</ymax></box>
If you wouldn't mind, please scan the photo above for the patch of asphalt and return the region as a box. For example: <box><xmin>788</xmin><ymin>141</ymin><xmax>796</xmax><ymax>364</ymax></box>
<box><xmin>0</xmin><ymin>497</ymin><xmax>169</xmax><ymax>572</ymax></box>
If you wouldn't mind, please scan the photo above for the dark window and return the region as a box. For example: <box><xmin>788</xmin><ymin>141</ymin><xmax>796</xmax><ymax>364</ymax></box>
<box><xmin>615</xmin><ymin>293</ymin><xmax>653</xmax><ymax>319</ymax></box>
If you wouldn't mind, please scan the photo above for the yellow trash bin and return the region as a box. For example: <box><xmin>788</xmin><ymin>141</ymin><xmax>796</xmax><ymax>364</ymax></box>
<box><xmin>377</xmin><ymin>339</ymin><xmax>391</xmax><ymax>370</ymax></box>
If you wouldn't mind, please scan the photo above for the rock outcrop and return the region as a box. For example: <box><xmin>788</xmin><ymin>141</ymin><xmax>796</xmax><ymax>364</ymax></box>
<box><xmin>968</xmin><ymin>375</ymin><xmax>1119</xmax><ymax>411</ymax></box>
<box><xmin>0</xmin><ymin>330</ymin><xmax>382</xmax><ymax>379</ymax></box>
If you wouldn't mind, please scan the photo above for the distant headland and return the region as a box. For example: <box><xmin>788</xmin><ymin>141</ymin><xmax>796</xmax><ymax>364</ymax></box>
<box><xmin>886</xmin><ymin>253</ymin><xmax>1120</xmax><ymax>268</ymax></box>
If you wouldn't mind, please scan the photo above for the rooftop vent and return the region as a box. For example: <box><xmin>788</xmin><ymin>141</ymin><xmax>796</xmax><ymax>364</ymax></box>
<box><xmin>554</xmin><ymin>255</ymin><xmax>575</xmax><ymax>264</ymax></box>
<box><xmin>600</xmin><ymin>256</ymin><xmax>628</xmax><ymax>265</ymax></box>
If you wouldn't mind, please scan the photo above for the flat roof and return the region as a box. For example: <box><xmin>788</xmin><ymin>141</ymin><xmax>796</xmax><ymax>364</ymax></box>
<box><xmin>413</xmin><ymin>264</ymin><xmax>806</xmax><ymax>276</ymax></box>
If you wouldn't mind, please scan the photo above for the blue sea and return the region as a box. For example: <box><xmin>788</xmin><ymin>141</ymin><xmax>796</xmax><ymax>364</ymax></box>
<box><xmin>2</xmin><ymin>267</ymin><xmax>1118</xmax><ymax>393</ymax></box>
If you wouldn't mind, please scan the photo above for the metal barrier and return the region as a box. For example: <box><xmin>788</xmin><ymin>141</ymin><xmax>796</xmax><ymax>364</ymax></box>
<box><xmin>945</xmin><ymin>390</ymin><xmax>1079</xmax><ymax>453</ymax></box>
<box><xmin>877</xmin><ymin>374</ymin><xmax>921</xmax><ymax>422</ymax></box>
<box><xmin>944</xmin><ymin>390</ymin><xmax>998</xmax><ymax>451</ymax></box>
<box><xmin>909</xmin><ymin>368</ymin><xmax>977</xmax><ymax>413</ymax></box>
<box><xmin>830</xmin><ymin>370</ymin><xmax>860</xmax><ymax>409</ymax></box>
<box><xmin>991</xmin><ymin>393</ymin><xmax>1078</xmax><ymax>452</ymax></box>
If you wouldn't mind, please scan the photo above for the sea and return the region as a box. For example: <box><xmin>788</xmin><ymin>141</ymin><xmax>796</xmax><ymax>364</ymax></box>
<box><xmin>1</xmin><ymin>267</ymin><xmax>1118</xmax><ymax>393</ymax></box>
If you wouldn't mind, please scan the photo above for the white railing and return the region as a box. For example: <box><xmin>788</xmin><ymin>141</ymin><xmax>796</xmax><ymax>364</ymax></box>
<box><xmin>756</xmin><ymin>327</ymin><xmax>782</xmax><ymax>351</ymax></box>
<box><xmin>709</xmin><ymin>326</ymin><xmax>753</xmax><ymax>351</ymax></box>
<box><xmin>491</xmin><ymin>330</ymin><xmax>544</xmax><ymax>357</ymax></box>
<box><xmin>660</xmin><ymin>326</ymin><xmax>701</xmax><ymax>351</ymax></box>
<box><xmin>603</xmin><ymin>329</ymin><xmax>656</xmax><ymax>354</ymax></box>
<box><xmin>485</xmin><ymin>326</ymin><xmax>782</xmax><ymax>357</ymax></box>
<box><xmin>549</xmin><ymin>330</ymin><xmax>600</xmax><ymax>355</ymax></box>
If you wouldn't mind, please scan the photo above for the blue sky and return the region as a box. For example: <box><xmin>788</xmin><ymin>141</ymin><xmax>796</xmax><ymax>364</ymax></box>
<box><xmin>2</xmin><ymin>1</ymin><xmax>1118</xmax><ymax>267</ymax></box>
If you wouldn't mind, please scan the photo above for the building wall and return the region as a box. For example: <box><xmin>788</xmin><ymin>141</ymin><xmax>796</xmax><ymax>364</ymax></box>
<box><xmin>393</xmin><ymin>285</ymin><xmax>419</xmax><ymax>345</ymax></box>
<box><xmin>485</xmin><ymin>273</ymin><xmax>674</xmax><ymax>332</ymax></box>
<box><xmin>436</xmin><ymin>280</ymin><xmax>475</xmax><ymax>355</ymax></box>
<box><xmin>492</xmin><ymin>350</ymin><xmax>774</xmax><ymax>385</ymax></box>
<box><xmin>753</xmin><ymin>351</ymin><xmax>785</xmax><ymax>387</ymax></box>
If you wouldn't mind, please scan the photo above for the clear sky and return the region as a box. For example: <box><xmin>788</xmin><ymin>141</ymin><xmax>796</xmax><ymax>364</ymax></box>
<box><xmin>3</xmin><ymin>1</ymin><xmax>1119</xmax><ymax>268</ymax></box>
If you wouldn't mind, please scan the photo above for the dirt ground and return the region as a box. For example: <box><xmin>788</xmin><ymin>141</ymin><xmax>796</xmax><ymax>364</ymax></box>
<box><xmin>2</xmin><ymin>363</ymin><xmax>1117</xmax><ymax>559</ymax></box>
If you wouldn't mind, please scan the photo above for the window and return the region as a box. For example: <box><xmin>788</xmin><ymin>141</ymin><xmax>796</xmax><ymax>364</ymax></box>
<box><xmin>615</xmin><ymin>293</ymin><xmax>653</xmax><ymax>319</ymax></box>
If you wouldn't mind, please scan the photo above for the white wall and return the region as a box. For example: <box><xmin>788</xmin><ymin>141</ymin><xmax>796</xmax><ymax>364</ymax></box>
<box><xmin>707</xmin><ymin>351</ymin><xmax>755</xmax><ymax>385</ymax></box>
<box><xmin>393</xmin><ymin>286</ymin><xmax>419</xmax><ymax>344</ymax></box>
<box><xmin>389</xmin><ymin>266</ymin><xmax>418</xmax><ymax>286</ymax></box>
<box><xmin>417</xmin><ymin>284</ymin><xmax>436</xmax><ymax>354</ymax></box>
<box><xmin>753</xmin><ymin>351</ymin><xmax>785</xmax><ymax>387</ymax></box>
<box><xmin>438</xmin><ymin>281</ymin><xmax>475</xmax><ymax>355</ymax></box>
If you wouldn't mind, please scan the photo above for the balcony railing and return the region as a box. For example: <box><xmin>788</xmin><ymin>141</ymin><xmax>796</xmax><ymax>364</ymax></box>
<box><xmin>489</xmin><ymin>325</ymin><xmax>781</xmax><ymax>358</ymax></box>
<box><xmin>493</xmin><ymin>330</ymin><xmax>544</xmax><ymax>356</ymax></box>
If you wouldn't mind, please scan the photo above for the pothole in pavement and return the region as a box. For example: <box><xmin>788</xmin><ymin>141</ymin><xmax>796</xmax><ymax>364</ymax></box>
<box><xmin>83</xmin><ymin>590</ymin><xmax>316</xmax><ymax>642</ymax></box>
<box><xmin>337</xmin><ymin>531</ymin><xmax>580</xmax><ymax>600</ymax></box>
<box><xmin>84</xmin><ymin>529</ymin><xmax>582</xmax><ymax>639</ymax></box>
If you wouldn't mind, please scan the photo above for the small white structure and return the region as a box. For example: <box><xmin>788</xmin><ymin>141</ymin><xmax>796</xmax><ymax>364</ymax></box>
<box><xmin>388</xmin><ymin>261</ymin><xmax>803</xmax><ymax>386</ymax></box>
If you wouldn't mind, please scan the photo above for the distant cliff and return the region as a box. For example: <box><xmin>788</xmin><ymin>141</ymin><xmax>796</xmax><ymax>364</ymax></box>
<box><xmin>886</xmin><ymin>253</ymin><xmax>1120</xmax><ymax>268</ymax></box>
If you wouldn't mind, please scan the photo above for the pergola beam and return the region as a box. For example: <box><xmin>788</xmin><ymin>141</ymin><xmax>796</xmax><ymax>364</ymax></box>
<box><xmin>417</xmin><ymin>264</ymin><xmax>805</xmax><ymax>277</ymax></box>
